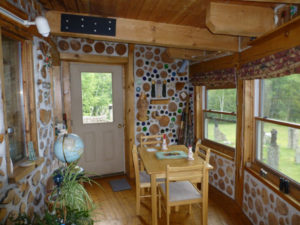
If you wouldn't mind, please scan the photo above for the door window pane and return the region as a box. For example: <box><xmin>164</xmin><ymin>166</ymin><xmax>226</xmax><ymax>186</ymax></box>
<box><xmin>2</xmin><ymin>36</ymin><xmax>26</xmax><ymax>163</ymax></box>
<box><xmin>256</xmin><ymin>121</ymin><xmax>300</xmax><ymax>183</ymax></box>
<box><xmin>204</xmin><ymin>112</ymin><xmax>236</xmax><ymax>148</ymax></box>
<box><xmin>81</xmin><ymin>72</ymin><xmax>113</xmax><ymax>124</ymax></box>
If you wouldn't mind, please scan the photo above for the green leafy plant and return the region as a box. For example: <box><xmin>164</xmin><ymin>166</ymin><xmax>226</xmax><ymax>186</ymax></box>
<box><xmin>51</xmin><ymin>163</ymin><xmax>95</xmax><ymax>212</ymax></box>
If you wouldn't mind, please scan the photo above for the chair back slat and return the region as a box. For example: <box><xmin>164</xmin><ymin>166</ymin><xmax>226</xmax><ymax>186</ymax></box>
<box><xmin>195</xmin><ymin>139</ymin><xmax>210</xmax><ymax>163</ymax></box>
<box><xmin>132</xmin><ymin>145</ymin><xmax>140</xmax><ymax>186</ymax></box>
<box><xmin>140</xmin><ymin>134</ymin><xmax>164</xmax><ymax>148</ymax></box>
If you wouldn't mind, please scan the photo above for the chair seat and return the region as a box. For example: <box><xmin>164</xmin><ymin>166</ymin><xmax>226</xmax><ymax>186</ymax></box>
<box><xmin>160</xmin><ymin>181</ymin><xmax>201</xmax><ymax>202</ymax></box>
<box><xmin>139</xmin><ymin>171</ymin><xmax>164</xmax><ymax>184</ymax></box>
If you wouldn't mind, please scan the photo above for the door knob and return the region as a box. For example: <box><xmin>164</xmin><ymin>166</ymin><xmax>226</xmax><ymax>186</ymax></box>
<box><xmin>118</xmin><ymin>124</ymin><xmax>124</xmax><ymax>128</ymax></box>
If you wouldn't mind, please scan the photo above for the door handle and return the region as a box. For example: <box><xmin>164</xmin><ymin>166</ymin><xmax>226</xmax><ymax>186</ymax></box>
<box><xmin>118</xmin><ymin>124</ymin><xmax>124</xmax><ymax>128</ymax></box>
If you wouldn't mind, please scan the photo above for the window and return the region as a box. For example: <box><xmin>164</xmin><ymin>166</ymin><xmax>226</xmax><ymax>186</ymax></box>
<box><xmin>2</xmin><ymin>35</ymin><xmax>26</xmax><ymax>163</ymax></box>
<box><xmin>0</xmin><ymin>31</ymin><xmax>38</xmax><ymax>173</ymax></box>
<box><xmin>255</xmin><ymin>74</ymin><xmax>300</xmax><ymax>184</ymax></box>
<box><xmin>203</xmin><ymin>88</ymin><xmax>237</xmax><ymax>152</ymax></box>
<box><xmin>81</xmin><ymin>72</ymin><xmax>113</xmax><ymax>124</ymax></box>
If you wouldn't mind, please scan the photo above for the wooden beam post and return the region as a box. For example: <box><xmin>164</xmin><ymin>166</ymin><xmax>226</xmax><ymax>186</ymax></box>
<box><xmin>206</xmin><ymin>2</ymin><xmax>275</xmax><ymax>37</ymax></box>
<box><xmin>46</xmin><ymin>11</ymin><xmax>239</xmax><ymax>52</ymax></box>
<box><xmin>124</xmin><ymin>44</ymin><xmax>135</xmax><ymax>178</ymax></box>
<box><xmin>62</xmin><ymin>61</ymin><xmax>72</xmax><ymax>133</ymax></box>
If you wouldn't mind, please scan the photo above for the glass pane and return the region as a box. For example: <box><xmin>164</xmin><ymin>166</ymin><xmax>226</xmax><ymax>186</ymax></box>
<box><xmin>207</xmin><ymin>89</ymin><xmax>236</xmax><ymax>113</ymax></box>
<box><xmin>262</xmin><ymin>74</ymin><xmax>300</xmax><ymax>123</ymax></box>
<box><xmin>81</xmin><ymin>72</ymin><xmax>113</xmax><ymax>124</ymax></box>
<box><xmin>256</xmin><ymin>121</ymin><xmax>300</xmax><ymax>183</ymax></box>
<box><xmin>2</xmin><ymin>36</ymin><xmax>26</xmax><ymax>163</ymax></box>
<box><xmin>204</xmin><ymin>112</ymin><xmax>236</xmax><ymax>148</ymax></box>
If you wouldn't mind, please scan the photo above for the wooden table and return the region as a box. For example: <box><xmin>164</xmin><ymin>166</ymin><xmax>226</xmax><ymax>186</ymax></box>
<box><xmin>139</xmin><ymin>145</ymin><xmax>212</xmax><ymax>225</ymax></box>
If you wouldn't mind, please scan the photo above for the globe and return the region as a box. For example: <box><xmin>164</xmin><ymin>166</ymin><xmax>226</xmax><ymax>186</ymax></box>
<box><xmin>54</xmin><ymin>133</ymin><xmax>84</xmax><ymax>163</ymax></box>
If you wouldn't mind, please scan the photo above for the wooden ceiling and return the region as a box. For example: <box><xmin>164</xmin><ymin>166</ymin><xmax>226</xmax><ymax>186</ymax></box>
<box><xmin>38</xmin><ymin>0</ymin><xmax>276</xmax><ymax>29</ymax></box>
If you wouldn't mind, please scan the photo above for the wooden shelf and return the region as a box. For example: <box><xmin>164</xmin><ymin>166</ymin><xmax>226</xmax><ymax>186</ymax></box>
<box><xmin>8</xmin><ymin>157</ymin><xmax>44</xmax><ymax>183</ymax></box>
<box><xmin>150</xmin><ymin>98</ymin><xmax>170</xmax><ymax>105</ymax></box>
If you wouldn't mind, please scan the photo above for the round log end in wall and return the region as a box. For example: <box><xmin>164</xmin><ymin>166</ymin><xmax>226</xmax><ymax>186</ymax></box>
<box><xmin>261</xmin><ymin>188</ymin><xmax>269</xmax><ymax>205</ymax></box>
<box><xmin>248</xmin><ymin>196</ymin><xmax>253</xmax><ymax>210</ymax></box>
<box><xmin>245</xmin><ymin>182</ymin><xmax>250</xmax><ymax>194</ymax></box>
<box><xmin>168</xmin><ymin>102</ymin><xmax>177</xmax><ymax>112</ymax></box>
<box><xmin>159</xmin><ymin>116</ymin><xmax>170</xmax><ymax>127</ymax></box>
<box><xmin>58</xmin><ymin>40</ymin><xmax>69</xmax><ymax>51</ymax></box>
<box><xmin>276</xmin><ymin>198</ymin><xmax>289</xmax><ymax>216</ymax></box>
<box><xmin>209</xmin><ymin>156</ymin><xmax>217</xmax><ymax>171</ymax></box>
<box><xmin>157</xmin><ymin>63</ymin><xmax>163</xmax><ymax>69</ymax></box>
<box><xmin>83</xmin><ymin>44</ymin><xmax>93</xmax><ymax>53</ymax></box>
<box><xmin>171</xmin><ymin>64</ymin><xmax>177</xmax><ymax>70</ymax></box>
<box><xmin>154</xmin><ymin>48</ymin><xmax>160</xmax><ymax>55</ymax></box>
<box><xmin>151</xmin><ymin>61</ymin><xmax>156</xmax><ymax>67</ymax></box>
<box><xmin>143</xmin><ymin>83</ymin><xmax>151</xmax><ymax>92</ymax></box>
<box><xmin>255</xmin><ymin>199</ymin><xmax>264</xmax><ymax>217</ymax></box>
<box><xmin>70</xmin><ymin>40</ymin><xmax>81</xmax><ymax>51</ymax></box>
<box><xmin>176</xmin><ymin>115</ymin><xmax>181</xmax><ymax>125</ymax></box>
<box><xmin>40</xmin><ymin>109</ymin><xmax>51</xmax><ymax>125</ymax></box>
<box><xmin>39</xmin><ymin>42</ymin><xmax>48</xmax><ymax>56</ymax></box>
<box><xmin>217</xmin><ymin>158</ymin><xmax>223</xmax><ymax>167</ymax></box>
<box><xmin>94</xmin><ymin>42</ymin><xmax>105</xmax><ymax>53</ymax></box>
<box><xmin>140</xmin><ymin>47</ymin><xmax>145</xmax><ymax>52</ymax></box>
<box><xmin>218</xmin><ymin>179</ymin><xmax>225</xmax><ymax>190</ymax></box>
<box><xmin>135</xmin><ymin>52</ymin><xmax>141</xmax><ymax>57</ymax></box>
<box><xmin>86</xmin><ymin>38</ymin><xmax>94</xmax><ymax>44</ymax></box>
<box><xmin>136</xmin><ymin>133</ymin><xmax>145</xmax><ymax>143</ymax></box>
<box><xmin>175</xmin><ymin>82</ymin><xmax>185</xmax><ymax>91</ymax></box>
<box><xmin>136</xmin><ymin>59</ymin><xmax>144</xmax><ymax>67</ymax></box>
<box><xmin>251</xmin><ymin>187</ymin><xmax>256</xmax><ymax>198</ymax></box>
<box><xmin>161</xmin><ymin>50</ymin><xmax>174</xmax><ymax>63</ymax></box>
<box><xmin>41</xmin><ymin>66</ymin><xmax>47</xmax><ymax>79</ymax></box>
<box><xmin>268</xmin><ymin>212</ymin><xmax>279</xmax><ymax>225</ymax></box>
<box><xmin>168</xmin><ymin>89</ymin><xmax>175</xmax><ymax>97</ymax></box>
<box><xmin>218</xmin><ymin>168</ymin><xmax>225</xmax><ymax>177</ymax></box>
<box><xmin>38</xmin><ymin>54</ymin><xmax>43</xmax><ymax>60</ymax></box>
<box><xmin>136</xmin><ymin>127</ymin><xmax>142</xmax><ymax>132</ymax></box>
<box><xmin>160</xmin><ymin>71</ymin><xmax>168</xmax><ymax>78</ymax></box>
<box><xmin>226</xmin><ymin>186</ymin><xmax>233</xmax><ymax>196</ymax></box>
<box><xmin>149</xmin><ymin>124</ymin><xmax>159</xmax><ymax>135</ymax></box>
<box><xmin>106</xmin><ymin>46</ymin><xmax>114</xmax><ymax>54</ymax></box>
<box><xmin>145</xmin><ymin>51</ymin><xmax>153</xmax><ymax>60</ymax></box>
<box><xmin>226</xmin><ymin>166</ymin><xmax>234</xmax><ymax>179</ymax></box>
<box><xmin>116</xmin><ymin>44</ymin><xmax>127</xmax><ymax>55</ymax></box>
<box><xmin>136</xmin><ymin>69</ymin><xmax>144</xmax><ymax>77</ymax></box>
<box><xmin>292</xmin><ymin>214</ymin><xmax>300</xmax><ymax>225</ymax></box>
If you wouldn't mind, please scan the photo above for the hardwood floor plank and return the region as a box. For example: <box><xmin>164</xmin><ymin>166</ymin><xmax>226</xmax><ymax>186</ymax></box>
<box><xmin>85</xmin><ymin>176</ymin><xmax>252</xmax><ymax>225</ymax></box>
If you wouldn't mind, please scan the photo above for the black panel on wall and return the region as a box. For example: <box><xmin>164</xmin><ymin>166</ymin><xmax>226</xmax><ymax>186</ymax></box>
<box><xmin>61</xmin><ymin>14</ymin><xmax>116</xmax><ymax>36</ymax></box>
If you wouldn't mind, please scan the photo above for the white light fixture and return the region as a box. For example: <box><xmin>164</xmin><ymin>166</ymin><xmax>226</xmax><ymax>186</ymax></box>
<box><xmin>0</xmin><ymin>7</ymin><xmax>50</xmax><ymax>37</ymax></box>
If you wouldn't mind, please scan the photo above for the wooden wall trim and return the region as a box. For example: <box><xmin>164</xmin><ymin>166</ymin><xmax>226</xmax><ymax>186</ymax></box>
<box><xmin>60</xmin><ymin>52</ymin><xmax>129</xmax><ymax>64</ymax></box>
<box><xmin>52</xmin><ymin>65</ymin><xmax>63</xmax><ymax>122</ymax></box>
<box><xmin>61</xmin><ymin>61</ymin><xmax>72</xmax><ymax>133</ymax></box>
<box><xmin>124</xmin><ymin>44</ymin><xmax>135</xmax><ymax>178</ymax></box>
<box><xmin>194</xmin><ymin>86</ymin><xmax>203</xmax><ymax>142</ymax></box>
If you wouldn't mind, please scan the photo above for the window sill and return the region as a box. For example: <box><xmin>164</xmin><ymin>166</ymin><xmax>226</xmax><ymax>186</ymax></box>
<box><xmin>8</xmin><ymin>157</ymin><xmax>44</xmax><ymax>183</ymax></box>
<box><xmin>245</xmin><ymin>167</ymin><xmax>300</xmax><ymax>211</ymax></box>
<box><xmin>201</xmin><ymin>139</ymin><xmax>235</xmax><ymax>160</ymax></box>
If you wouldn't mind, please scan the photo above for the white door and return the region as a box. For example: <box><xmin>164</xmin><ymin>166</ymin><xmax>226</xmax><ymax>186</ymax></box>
<box><xmin>70</xmin><ymin>63</ymin><xmax>124</xmax><ymax>176</ymax></box>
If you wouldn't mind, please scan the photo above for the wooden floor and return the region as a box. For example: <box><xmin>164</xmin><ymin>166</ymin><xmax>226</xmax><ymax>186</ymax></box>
<box><xmin>85</xmin><ymin>175</ymin><xmax>252</xmax><ymax>225</ymax></box>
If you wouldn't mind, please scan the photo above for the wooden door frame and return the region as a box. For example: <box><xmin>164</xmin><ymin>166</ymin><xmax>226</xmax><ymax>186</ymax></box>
<box><xmin>57</xmin><ymin>45</ymin><xmax>135</xmax><ymax>178</ymax></box>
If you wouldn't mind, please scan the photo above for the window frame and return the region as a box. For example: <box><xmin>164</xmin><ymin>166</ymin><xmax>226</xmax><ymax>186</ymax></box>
<box><xmin>201</xmin><ymin>87</ymin><xmax>237</xmax><ymax>157</ymax></box>
<box><xmin>252</xmin><ymin>78</ymin><xmax>300</xmax><ymax>201</ymax></box>
<box><xmin>0</xmin><ymin>27</ymin><xmax>38</xmax><ymax>177</ymax></box>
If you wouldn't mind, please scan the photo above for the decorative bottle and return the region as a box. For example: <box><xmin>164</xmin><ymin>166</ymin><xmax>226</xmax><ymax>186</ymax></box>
<box><xmin>151</xmin><ymin>80</ymin><xmax>156</xmax><ymax>98</ymax></box>
<box><xmin>162</xmin><ymin>134</ymin><xmax>168</xmax><ymax>151</ymax></box>
<box><xmin>188</xmin><ymin>145</ymin><xmax>194</xmax><ymax>160</ymax></box>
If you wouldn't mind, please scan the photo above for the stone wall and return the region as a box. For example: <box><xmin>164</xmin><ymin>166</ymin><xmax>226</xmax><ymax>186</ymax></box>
<box><xmin>243</xmin><ymin>170</ymin><xmax>300</xmax><ymax>225</ymax></box>
<box><xmin>134</xmin><ymin>45</ymin><xmax>193</xmax><ymax>146</ymax></box>
<box><xmin>209</xmin><ymin>152</ymin><xmax>235</xmax><ymax>199</ymax></box>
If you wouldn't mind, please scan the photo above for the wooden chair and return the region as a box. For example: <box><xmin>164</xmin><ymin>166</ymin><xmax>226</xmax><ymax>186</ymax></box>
<box><xmin>158</xmin><ymin>164</ymin><xmax>206</xmax><ymax>225</ymax></box>
<box><xmin>140</xmin><ymin>134</ymin><xmax>164</xmax><ymax>148</ymax></box>
<box><xmin>132</xmin><ymin>145</ymin><xmax>163</xmax><ymax>215</ymax></box>
<box><xmin>195</xmin><ymin>139</ymin><xmax>211</xmax><ymax>163</ymax></box>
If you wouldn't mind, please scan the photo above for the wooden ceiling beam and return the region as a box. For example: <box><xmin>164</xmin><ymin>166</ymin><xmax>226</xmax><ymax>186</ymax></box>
<box><xmin>166</xmin><ymin>48</ymin><xmax>206</xmax><ymax>61</ymax></box>
<box><xmin>241</xmin><ymin>0</ymin><xmax>299</xmax><ymax>3</ymax></box>
<box><xmin>206</xmin><ymin>2</ymin><xmax>275</xmax><ymax>37</ymax></box>
<box><xmin>46</xmin><ymin>11</ymin><xmax>239</xmax><ymax>52</ymax></box>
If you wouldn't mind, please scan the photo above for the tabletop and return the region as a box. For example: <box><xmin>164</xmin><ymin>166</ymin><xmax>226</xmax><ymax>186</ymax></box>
<box><xmin>139</xmin><ymin>145</ymin><xmax>207</xmax><ymax>176</ymax></box>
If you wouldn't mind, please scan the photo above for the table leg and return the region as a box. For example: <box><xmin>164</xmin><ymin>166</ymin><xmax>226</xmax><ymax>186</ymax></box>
<box><xmin>202</xmin><ymin>167</ymin><xmax>209</xmax><ymax>225</ymax></box>
<box><xmin>151</xmin><ymin>174</ymin><xmax>157</xmax><ymax>225</ymax></box>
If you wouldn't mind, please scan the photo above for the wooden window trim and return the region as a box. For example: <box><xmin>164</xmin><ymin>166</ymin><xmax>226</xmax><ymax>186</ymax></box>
<box><xmin>0</xmin><ymin>28</ymin><xmax>39</xmax><ymax>182</ymax></box>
